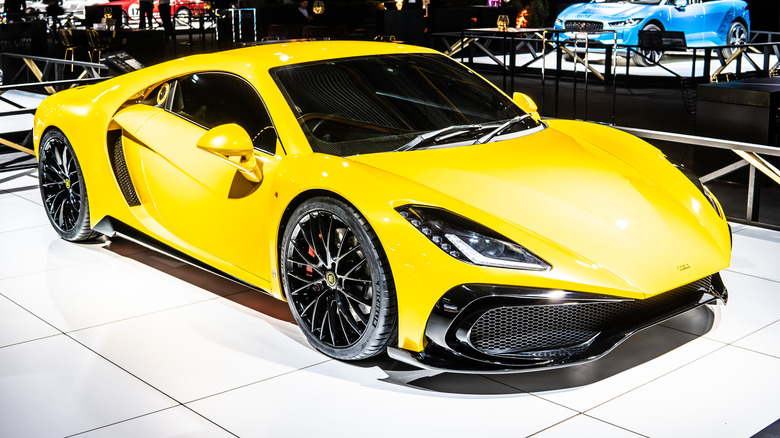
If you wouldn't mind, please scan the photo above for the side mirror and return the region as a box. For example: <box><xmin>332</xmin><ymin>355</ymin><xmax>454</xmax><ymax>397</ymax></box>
<box><xmin>512</xmin><ymin>92</ymin><xmax>541</xmax><ymax>122</ymax></box>
<box><xmin>674</xmin><ymin>0</ymin><xmax>687</xmax><ymax>9</ymax></box>
<box><xmin>197</xmin><ymin>123</ymin><xmax>263</xmax><ymax>183</ymax></box>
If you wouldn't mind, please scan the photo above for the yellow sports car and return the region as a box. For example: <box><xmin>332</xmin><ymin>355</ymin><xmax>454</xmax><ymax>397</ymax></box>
<box><xmin>33</xmin><ymin>41</ymin><xmax>730</xmax><ymax>372</ymax></box>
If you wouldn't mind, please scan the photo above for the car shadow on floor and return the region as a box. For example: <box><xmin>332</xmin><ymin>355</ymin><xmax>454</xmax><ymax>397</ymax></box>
<box><xmin>100</xmin><ymin>235</ymin><xmax>718</xmax><ymax>395</ymax></box>
<box><xmin>350</xmin><ymin>306</ymin><xmax>717</xmax><ymax>394</ymax></box>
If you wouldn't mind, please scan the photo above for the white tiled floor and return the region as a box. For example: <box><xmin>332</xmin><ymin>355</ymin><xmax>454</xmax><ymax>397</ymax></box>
<box><xmin>1</xmin><ymin>167</ymin><xmax>779</xmax><ymax>438</ymax></box>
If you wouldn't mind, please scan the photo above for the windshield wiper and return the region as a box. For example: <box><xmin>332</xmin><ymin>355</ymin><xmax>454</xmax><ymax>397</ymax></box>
<box><xmin>474</xmin><ymin>114</ymin><xmax>533</xmax><ymax>145</ymax></box>
<box><xmin>394</xmin><ymin>124</ymin><xmax>488</xmax><ymax>152</ymax></box>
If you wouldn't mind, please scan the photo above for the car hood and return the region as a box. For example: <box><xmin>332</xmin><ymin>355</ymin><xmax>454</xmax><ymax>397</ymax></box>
<box><xmin>559</xmin><ymin>2</ymin><xmax>652</xmax><ymax>22</ymax></box>
<box><xmin>351</xmin><ymin>121</ymin><xmax>729</xmax><ymax>295</ymax></box>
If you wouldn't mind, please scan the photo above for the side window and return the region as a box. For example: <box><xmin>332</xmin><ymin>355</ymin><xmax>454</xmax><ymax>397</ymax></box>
<box><xmin>170</xmin><ymin>72</ymin><xmax>278</xmax><ymax>154</ymax></box>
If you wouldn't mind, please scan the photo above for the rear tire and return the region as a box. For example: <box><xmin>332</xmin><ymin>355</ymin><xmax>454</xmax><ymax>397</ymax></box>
<box><xmin>280</xmin><ymin>197</ymin><xmax>397</xmax><ymax>360</ymax></box>
<box><xmin>38</xmin><ymin>129</ymin><xmax>100</xmax><ymax>242</ymax></box>
<box><xmin>722</xmin><ymin>21</ymin><xmax>748</xmax><ymax>58</ymax></box>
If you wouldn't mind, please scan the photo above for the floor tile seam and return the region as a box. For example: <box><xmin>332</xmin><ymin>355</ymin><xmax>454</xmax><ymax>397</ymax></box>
<box><xmin>62</xmin><ymin>406</ymin><xmax>185</xmax><ymax>438</ymax></box>
<box><xmin>8</xmin><ymin>189</ymin><xmax>42</xmax><ymax>204</ymax></box>
<box><xmin>659</xmin><ymin>321</ymin><xmax>730</xmax><ymax>346</ymax></box>
<box><xmin>0</xmin><ymin>293</ymin><xmax>204</xmax><ymax>413</ymax></box>
<box><xmin>0</xmin><ymin>185</ymin><xmax>41</xmax><ymax>195</ymax></box>
<box><xmin>721</xmin><ymin>319</ymin><xmax>780</xmax><ymax>358</ymax></box>
<box><xmin>576</xmin><ymin>344</ymin><xmax>730</xmax><ymax>416</ymax></box>
<box><xmin>580</xmin><ymin>414</ymin><xmax>651</xmax><ymax>437</ymax></box>
<box><xmin>0</xmin><ymin>246</ymin><xmax>164</xmax><ymax>281</ymax></box>
<box><xmin>722</xmin><ymin>268</ymin><xmax>780</xmax><ymax>285</ymax></box>
<box><xmin>0</xmin><ymin>169</ymin><xmax>36</xmax><ymax>185</ymax></box>
<box><xmin>481</xmin><ymin>374</ymin><xmax>533</xmax><ymax>396</ymax></box>
<box><xmin>0</xmin><ymin>223</ymin><xmax>52</xmax><ymax>237</ymax></box>
<box><xmin>61</xmin><ymin>405</ymin><xmax>240</xmax><ymax>438</ymax></box>
<box><xmin>183</xmin><ymin>359</ymin><xmax>332</xmax><ymax>405</ymax></box>
<box><xmin>525</xmin><ymin>413</ymin><xmax>650</xmax><ymax>438</ymax></box>
<box><xmin>524</xmin><ymin>412</ymin><xmax>581</xmax><ymax>437</ymax></box>
<box><xmin>730</xmin><ymin>342</ymin><xmax>780</xmax><ymax>361</ymax></box>
<box><xmin>0</xmin><ymin>332</ymin><xmax>63</xmax><ymax>350</ymax></box>
<box><xmin>63</xmin><ymin>295</ymin><xmax>225</xmax><ymax>335</ymax></box>
<box><xmin>482</xmin><ymin>374</ymin><xmax>584</xmax><ymax>414</ymax></box>
<box><xmin>61</xmin><ymin>331</ymin><xmax>186</xmax><ymax>407</ymax></box>
<box><xmin>0</xmin><ymin>290</ymin><xmax>70</xmax><ymax>348</ymax></box>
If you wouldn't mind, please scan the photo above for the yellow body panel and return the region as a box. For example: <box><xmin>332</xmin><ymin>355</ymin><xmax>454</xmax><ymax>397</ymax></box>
<box><xmin>32</xmin><ymin>41</ymin><xmax>731</xmax><ymax>354</ymax></box>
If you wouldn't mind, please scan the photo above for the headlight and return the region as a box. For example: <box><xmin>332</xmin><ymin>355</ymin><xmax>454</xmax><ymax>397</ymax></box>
<box><xmin>608</xmin><ymin>18</ymin><xmax>642</xmax><ymax>27</ymax></box>
<box><xmin>396</xmin><ymin>205</ymin><xmax>551</xmax><ymax>271</ymax></box>
<box><xmin>675</xmin><ymin>164</ymin><xmax>723</xmax><ymax>218</ymax></box>
<box><xmin>554</xmin><ymin>18</ymin><xmax>563</xmax><ymax>27</ymax></box>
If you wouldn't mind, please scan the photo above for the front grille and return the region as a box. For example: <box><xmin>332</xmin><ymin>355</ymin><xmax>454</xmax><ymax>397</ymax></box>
<box><xmin>564</xmin><ymin>21</ymin><xmax>604</xmax><ymax>31</ymax></box>
<box><xmin>468</xmin><ymin>277</ymin><xmax>710</xmax><ymax>357</ymax></box>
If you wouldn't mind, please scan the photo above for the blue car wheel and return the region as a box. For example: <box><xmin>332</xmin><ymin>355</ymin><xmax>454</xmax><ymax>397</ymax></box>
<box><xmin>632</xmin><ymin>23</ymin><xmax>662</xmax><ymax>67</ymax></box>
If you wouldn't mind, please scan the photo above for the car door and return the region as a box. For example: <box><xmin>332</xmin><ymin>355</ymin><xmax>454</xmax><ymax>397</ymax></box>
<box><xmin>667</xmin><ymin>0</ymin><xmax>706</xmax><ymax>45</ymax></box>
<box><xmin>114</xmin><ymin>72</ymin><xmax>280</xmax><ymax>281</ymax></box>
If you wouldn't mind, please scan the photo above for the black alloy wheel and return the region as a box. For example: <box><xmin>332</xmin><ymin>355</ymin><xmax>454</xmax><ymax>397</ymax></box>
<box><xmin>38</xmin><ymin>129</ymin><xmax>99</xmax><ymax>242</ymax></box>
<box><xmin>281</xmin><ymin>197</ymin><xmax>397</xmax><ymax>360</ymax></box>
<box><xmin>632</xmin><ymin>23</ymin><xmax>663</xmax><ymax>67</ymax></box>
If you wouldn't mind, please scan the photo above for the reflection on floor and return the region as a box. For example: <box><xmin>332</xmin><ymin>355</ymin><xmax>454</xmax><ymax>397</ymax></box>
<box><xmin>1</xmin><ymin>167</ymin><xmax>779</xmax><ymax>437</ymax></box>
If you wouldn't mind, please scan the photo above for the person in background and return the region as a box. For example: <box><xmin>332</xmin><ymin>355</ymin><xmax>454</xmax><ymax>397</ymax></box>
<box><xmin>138</xmin><ymin>0</ymin><xmax>154</xmax><ymax>29</ymax></box>
<box><xmin>295</xmin><ymin>0</ymin><xmax>312</xmax><ymax>25</ymax></box>
<box><xmin>158</xmin><ymin>0</ymin><xmax>174</xmax><ymax>39</ymax></box>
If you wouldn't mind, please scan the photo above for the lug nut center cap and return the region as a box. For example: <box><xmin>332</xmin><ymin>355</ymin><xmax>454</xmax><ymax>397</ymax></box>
<box><xmin>325</xmin><ymin>271</ymin><xmax>337</xmax><ymax>288</ymax></box>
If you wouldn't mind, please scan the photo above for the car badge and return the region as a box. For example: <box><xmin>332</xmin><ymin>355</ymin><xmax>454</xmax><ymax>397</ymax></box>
<box><xmin>326</xmin><ymin>271</ymin><xmax>337</xmax><ymax>287</ymax></box>
<box><xmin>677</xmin><ymin>263</ymin><xmax>691</xmax><ymax>271</ymax></box>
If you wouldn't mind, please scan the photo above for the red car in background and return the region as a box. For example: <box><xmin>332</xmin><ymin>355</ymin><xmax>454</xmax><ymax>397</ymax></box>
<box><xmin>103</xmin><ymin>0</ymin><xmax>208</xmax><ymax>26</ymax></box>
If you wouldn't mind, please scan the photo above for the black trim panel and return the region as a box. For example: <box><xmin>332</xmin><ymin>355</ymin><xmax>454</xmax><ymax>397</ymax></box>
<box><xmin>390</xmin><ymin>275</ymin><xmax>727</xmax><ymax>373</ymax></box>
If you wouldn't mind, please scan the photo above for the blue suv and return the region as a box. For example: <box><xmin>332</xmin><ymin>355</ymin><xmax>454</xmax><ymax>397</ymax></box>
<box><xmin>553</xmin><ymin>0</ymin><xmax>750</xmax><ymax>66</ymax></box>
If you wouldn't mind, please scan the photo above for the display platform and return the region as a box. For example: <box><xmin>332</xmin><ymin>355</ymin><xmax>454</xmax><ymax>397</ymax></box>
<box><xmin>464</xmin><ymin>50</ymin><xmax>779</xmax><ymax>79</ymax></box>
<box><xmin>1</xmin><ymin>169</ymin><xmax>779</xmax><ymax>437</ymax></box>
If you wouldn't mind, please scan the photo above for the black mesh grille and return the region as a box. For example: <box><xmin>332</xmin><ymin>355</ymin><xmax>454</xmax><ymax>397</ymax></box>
<box><xmin>469</xmin><ymin>277</ymin><xmax>710</xmax><ymax>356</ymax></box>
<box><xmin>107</xmin><ymin>131</ymin><xmax>141</xmax><ymax>207</ymax></box>
<box><xmin>564</xmin><ymin>21</ymin><xmax>604</xmax><ymax>31</ymax></box>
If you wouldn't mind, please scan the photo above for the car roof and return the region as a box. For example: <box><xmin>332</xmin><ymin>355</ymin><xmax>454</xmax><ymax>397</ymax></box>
<box><xmin>205</xmin><ymin>40</ymin><xmax>439</xmax><ymax>70</ymax></box>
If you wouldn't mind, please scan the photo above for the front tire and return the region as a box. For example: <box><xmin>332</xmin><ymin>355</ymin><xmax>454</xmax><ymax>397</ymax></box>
<box><xmin>632</xmin><ymin>23</ymin><xmax>663</xmax><ymax>67</ymax></box>
<box><xmin>38</xmin><ymin>129</ymin><xmax>99</xmax><ymax>242</ymax></box>
<box><xmin>280</xmin><ymin>197</ymin><xmax>397</xmax><ymax>360</ymax></box>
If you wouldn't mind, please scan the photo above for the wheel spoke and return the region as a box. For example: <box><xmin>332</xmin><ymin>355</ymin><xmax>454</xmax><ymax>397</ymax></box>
<box><xmin>326</xmin><ymin>301</ymin><xmax>338</xmax><ymax>345</ymax></box>
<box><xmin>307</xmin><ymin>290</ymin><xmax>327</xmax><ymax>333</ymax></box>
<box><xmin>335</xmin><ymin>226</ymin><xmax>353</xmax><ymax>261</ymax></box>
<box><xmin>340</xmin><ymin>257</ymin><xmax>366</xmax><ymax>279</ymax></box>
<box><xmin>315</xmin><ymin>213</ymin><xmax>334</xmax><ymax>267</ymax></box>
<box><xmin>334</xmin><ymin>244</ymin><xmax>360</xmax><ymax>267</ymax></box>
<box><xmin>300</xmin><ymin>289</ymin><xmax>328</xmax><ymax>321</ymax></box>
<box><xmin>338</xmin><ymin>288</ymin><xmax>371</xmax><ymax>308</ymax></box>
<box><xmin>336</xmin><ymin>297</ymin><xmax>361</xmax><ymax>335</ymax></box>
<box><xmin>300</xmin><ymin>215</ymin><xmax>326</xmax><ymax>268</ymax></box>
<box><xmin>287</xmin><ymin>271</ymin><xmax>324</xmax><ymax>283</ymax></box>
<box><xmin>288</xmin><ymin>278</ymin><xmax>323</xmax><ymax>296</ymax></box>
<box><xmin>342</xmin><ymin>276</ymin><xmax>371</xmax><ymax>284</ymax></box>
<box><xmin>341</xmin><ymin>295</ymin><xmax>369</xmax><ymax>327</ymax></box>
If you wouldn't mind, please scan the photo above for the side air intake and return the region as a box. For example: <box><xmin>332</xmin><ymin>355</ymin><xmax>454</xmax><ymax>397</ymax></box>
<box><xmin>107</xmin><ymin>130</ymin><xmax>141</xmax><ymax>206</ymax></box>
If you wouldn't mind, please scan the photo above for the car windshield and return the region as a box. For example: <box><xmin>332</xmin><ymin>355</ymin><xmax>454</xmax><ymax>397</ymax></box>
<box><xmin>271</xmin><ymin>53</ymin><xmax>540</xmax><ymax>156</ymax></box>
<box><xmin>592</xmin><ymin>0</ymin><xmax>662</xmax><ymax>4</ymax></box>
